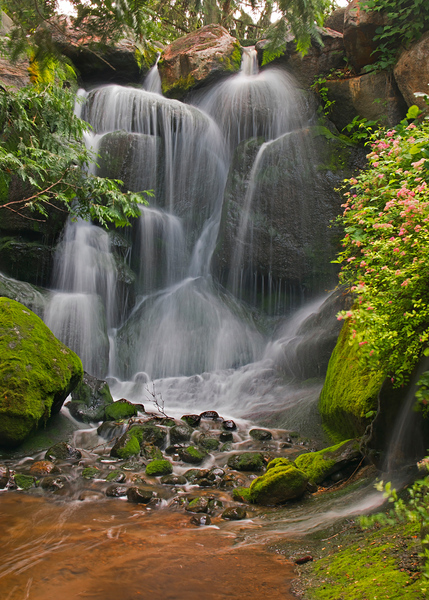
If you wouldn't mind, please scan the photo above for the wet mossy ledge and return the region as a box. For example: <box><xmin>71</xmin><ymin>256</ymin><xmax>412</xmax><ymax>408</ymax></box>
<box><xmin>0</xmin><ymin>297</ymin><xmax>83</xmax><ymax>448</ymax></box>
<box><xmin>318</xmin><ymin>321</ymin><xmax>384</xmax><ymax>443</ymax></box>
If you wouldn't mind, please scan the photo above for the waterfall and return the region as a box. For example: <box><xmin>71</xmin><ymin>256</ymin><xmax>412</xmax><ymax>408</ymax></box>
<box><xmin>143</xmin><ymin>53</ymin><xmax>162</xmax><ymax>95</ymax></box>
<box><xmin>44</xmin><ymin>50</ymin><xmax>336</xmax><ymax>429</ymax></box>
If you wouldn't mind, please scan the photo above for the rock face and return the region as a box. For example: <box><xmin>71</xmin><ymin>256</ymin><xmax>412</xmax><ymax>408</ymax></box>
<box><xmin>326</xmin><ymin>71</ymin><xmax>407</xmax><ymax>130</ymax></box>
<box><xmin>325</xmin><ymin>8</ymin><xmax>346</xmax><ymax>34</ymax></box>
<box><xmin>0</xmin><ymin>298</ymin><xmax>83</xmax><ymax>448</ymax></box>
<box><xmin>343</xmin><ymin>0</ymin><xmax>386</xmax><ymax>72</ymax></box>
<box><xmin>394</xmin><ymin>31</ymin><xmax>429</xmax><ymax>110</ymax></box>
<box><xmin>159</xmin><ymin>24</ymin><xmax>241</xmax><ymax>98</ymax></box>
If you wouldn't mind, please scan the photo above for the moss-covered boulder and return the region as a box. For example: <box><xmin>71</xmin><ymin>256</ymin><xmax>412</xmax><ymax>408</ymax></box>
<box><xmin>110</xmin><ymin>428</ymin><xmax>142</xmax><ymax>459</ymax></box>
<box><xmin>294</xmin><ymin>439</ymin><xmax>361</xmax><ymax>485</ymax></box>
<box><xmin>178</xmin><ymin>445</ymin><xmax>208</xmax><ymax>465</ymax></box>
<box><xmin>248</xmin><ymin>462</ymin><xmax>308</xmax><ymax>505</ymax></box>
<box><xmin>227</xmin><ymin>452</ymin><xmax>265</xmax><ymax>472</ymax></box>
<box><xmin>67</xmin><ymin>372</ymin><xmax>114</xmax><ymax>423</ymax></box>
<box><xmin>145</xmin><ymin>459</ymin><xmax>173</xmax><ymax>476</ymax></box>
<box><xmin>0</xmin><ymin>298</ymin><xmax>83</xmax><ymax>448</ymax></box>
<box><xmin>104</xmin><ymin>398</ymin><xmax>139</xmax><ymax>421</ymax></box>
<box><xmin>319</xmin><ymin>321</ymin><xmax>384</xmax><ymax>442</ymax></box>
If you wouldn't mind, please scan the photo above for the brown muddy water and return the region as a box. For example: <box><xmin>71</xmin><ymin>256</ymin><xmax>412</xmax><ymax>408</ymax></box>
<box><xmin>0</xmin><ymin>492</ymin><xmax>296</xmax><ymax>600</ymax></box>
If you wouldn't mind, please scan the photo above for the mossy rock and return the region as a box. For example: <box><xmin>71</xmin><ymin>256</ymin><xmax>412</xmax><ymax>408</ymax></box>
<box><xmin>141</xmin><ymin>443</ymin><xmax>163</xmax><ymax>461</ymax></box>
<box><xmin>131</xmin><ymin>423</ymin><xmax>167</xmax><ymax>448</ymax></box>
<box><xmin>294</xmin><ymin>439</ymin><xmax>361</xmax><ymax>485</ymax></box>
<box><xmin>227</xmin><ymin>452</ymin><xmax>265</xmax><ymax>472</ymax></box>
<box><xmin>81</xmin><ymin>466</ymin><xmax>101</xmax><ymax>480</ymax></box>
<box><xmin>110</xmin><ymin>428</ymin><xmax>142</xmax><ymax>459</ymax></box>
<box><xmin>104</xmin><ymin>399</ymin><xmax>138</xmax><ymax>421</ymax></box>
<box><xmin>105</xmin><ymin>469</ymin><xmax>126</xmax><ymax>483</ymax></box>
<box><xmin>170</xmin><ymin>424</ymin><xmax>192</xmax><ymax>444</ymax></box>
<box><xmin>249</xmin><ymin>428</ymin><xmax>272</xmax><ymax>441</ymax></box>
<box><xmin>319</xmin><ymin>321</ymin><xmax>384</xmax><ymax>442</ymax></box>
<box><xmin>0</xmin><ymin>298</ymin><xmax>83</xmax><ymax>448</ymax></box>
<box><xmin>232</xmin><ymin>486</ymin><xmax>252</xmax><ymax>502</ymax></box>
<box><xmin>248</xmin><ymin>463</ymin><xmax>308</xmax><ymax>505</ymax></box>
<box><xmin>197</xmin><ymin>435</ymin><xmax>220</xmax><ymax>452</ymax></box>
<box><xmin>68</xmin><ymin>372</ymin><xmax>113</xmax><ymax>423</ymax></box>
<box><xmin>145</xmin><ymin>459</ymin><xmax>173</xmax><ymax>476</ymax></box>
<box><xmin>178</xmin><ymin>445</ymin><xmax>208</xmax><ymax>465</ymax></box>
<box><xmin>266</xmin><ymin>457</ymin><xmax>293</xmax><ymax>470</ymax></box>
<box><xmin>14</xmin><ymin>473</ymin><xmax>35</xmax><ymax>490</ymax></box>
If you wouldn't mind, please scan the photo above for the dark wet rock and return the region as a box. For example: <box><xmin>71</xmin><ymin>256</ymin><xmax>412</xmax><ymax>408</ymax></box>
<box><xmin>122</xmin><ymin>460</ymin><xmax>142</xmax><ymax>471</ymax></box>
<box><xmin>199</xmin><ymin>410</ymin><xmax>220</xmax><ymax>420</ymax></box>
<box><xmin>145</xmin><ymin>459</ymin><xmax>173</xmax><ymax>476</ymax></box>
<box><xmin>227</xmin><ymin>452</ymin><xmax>265</xmax><ymax>472</ymax></box>
<box><xmin>29</xmin><ymin>460</ymin><xmax>59</xmax><ymax>476</ymax></box>
<box><xmin>106</xmin><ymin>484</ymin><xmax>128</xmax><ymax>497</ymax></box>
<box><xmin>141</xmin><ymin>443</ymin><xmax>163</xmax><ymax>461</ymax></box>
<box><xmin>190</xmin><ymin>514</ymin><xmax>211</xmax><ymax>526</ymax></box>
<box><xmin>105</xmin><ymin>469</ymin><xmax>126</xmax><ymax>483</ymax></box>
<box><xmin>159</xmin><ymin>418</ymin><xmax>176</xmax><ymax>427</ymax></box>
<box><xmin>68</xmin><ymin>371</ymin><xmax>114</xmax><ymax>423</ymax></box>
<box><xmin>41</xmin><ymin>476</ymin><xmax>67</xmax><ymax>491</ymax></box>
<box><xmin>307</xmin><ymin>481</ymin><xmax>318</xmax><ymax>493</ymax></box>
<box><xmin>14</xmin><ymin>473</ymin><xmax>36</xmax><ymax>490</ymax></box>
<box><xmin>280</xmin><ymin>442</ymin><xmax>293</xmax><ymax>449</ymax></box>
<box><xmin>178</xmin><ymin>445</ymin><xmax>208</xmax><ymax>465</ymax></box>
<box><xmin>197</xmin><ymin>478</ymin><xmax>213</xmax><ymax>487</ymax></box>
<box><xmin>221</xmin><ymin>506</ymin><xmax>247</xmax><ymax>520</ymax></box>
<box><xmin>249</xmin><ymin>429</ymin><xmax>272</xmax><ymax>441</ymax></box>
<box><xmin>97</xmin><ymin>421</ymin><xmax>126</xmax><ymax>441</ymax></box>
<box><xmin>185</xmin><ymin>496</ymin><xmax>211</xmax><ymax>513</ymax></box>
<box><xmin>160</xmin><ymin>474</ymin><xmax>187</xmax><ymax>486</ymax></box>
<box><xmin>181</xmin><ymin>414</ymin><xmax>201</xmax><ymax>428</ymax></box>
<box><xmin>0</xmin><ymin>464</ymin><xmax>10</xmax><ymax>488</ymax></box>
<box><xmin>137</xmin><ymin>424</ymin><xmax>167</xmax><ymax>448</ymax></box>
<box><xmin>79</xmin><ymin>490</ymin><xmax>104</xmax><ymax>501</ymax></box>
<box><xmin>104</xmin><ymin>398</ymin><xmax>140</xmax><ymax>421</ymax></box>
<box><xmin>184</xmin><ymin>469</ymin><xmax>209</xmax><ymax>483</ymax></box>
<box><xmin>219</xmin><ymin>432</ymin><xmax>233</xmax><ymax>443</ymax></box>
<box><xmin>343</xmin><ymin>0</ymin><xmax>385</xmax><ymax>72</ymax></box>
<box><xmin>165</xmin><ymin>444</ymin><xmax>184</xmax><ymax>456</ymax></box>
<box><xmin>222</xmin><ymin>419</ymin><xmax>237</xmax><ymax>431</ymax></box>
<box><xmin>248</xmin><ymin>461</ymin><xmax>308</xmax><ymax>505</ymax></box>
<box><xmin>220</xmin><ymin>442</ymin><xmax>233</xmax><ymax>452</ymax></box>
<box><xmin>45</xmin><ymin>442</ymin><xmax>82</xmax><ymax>462</ymax></box>
<box><xmin>170</xmin><ymin>424</ymin><xmax>193</xmax><ymax>444</ymax></box>
<box><xmin>295</xmin><ymin>555</ymin><xmax>313</xmax><ymax>565</ymax></box>
<box><xmin>197</xmin><ymin>434</ymin><xmax>220</xmax><ymax>451</ymax></box>
<box><xmin>81</xmin><ymin>466</ymin><xmax>101</xmax><ymax>480</ymax></box>
<box><xmin>208</xmin><ymin>467</ymin><xmax>225</xmax><ymax>482</ymax></box>
<box><xmin>127</xmin><ymin>486</ymin><xmax>154</xmax><ymax>504</ymax></box>
<box><xmin>110</xmin><ymin>429</ymin><xmax>142</xmax><ymax>459</ymax></box>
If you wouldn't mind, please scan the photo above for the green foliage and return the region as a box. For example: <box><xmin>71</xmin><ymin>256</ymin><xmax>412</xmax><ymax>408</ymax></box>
<box><xmin>362</xmin><ymin>0</ymin><xmax>429</xmax><ymax>73</ymax></box>
<box><xmin>311</xmin><ymin>75</ymin><xmax>336</xmax><ymax>117</ymax></box>
<box><xmin>0</xmin><ymin>84</ymin><xmax>147</xmax><ymax>227</ymax></box>
<box><xmin>342</xmin><ymin>116</ymin><xmax>379</xmax><ymax>144</ymax></box>
<box><xmin>335</xmin><ymin>109</ymin><xmax>429</xmax><ymax>386</ymax></box>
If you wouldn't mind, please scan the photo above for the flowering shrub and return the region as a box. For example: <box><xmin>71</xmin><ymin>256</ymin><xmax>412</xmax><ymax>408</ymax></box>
<box><xmin>336</xmin><ymin>108</ymin><xmax>429</xmax><ymax>387</ymax></box>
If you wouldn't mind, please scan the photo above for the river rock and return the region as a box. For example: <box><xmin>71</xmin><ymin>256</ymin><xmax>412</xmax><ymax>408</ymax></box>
<box><xmin>160</xmin><ymin>474</ymin><xmax>187</xmax><ymax>486</ymax></box>
<box><xmin>181</xmin><ymin>414</ymin><xmax>201</xmax><ymax>427</ymax></box>
<box><xmin>178</xmin><ymin>446</ymin><xmax>208</xmax><ymax>465</ymax></box>
<box><xmin>221</xmin><ymin>506</ymin><xmax>247</xmax><ymax>520</ymax></box>
<box><xmin>41</xmin><ymin>475</ymin><xmax>67</xmax><ymax>491</ymax></box>
<box><xmin>106</xmin><ymin>484</ymin><xmax>128</xmax><ymax>497</ymax></box>
<box><xmin>249</xmin><ymin>429</ymin><xmax>272</xmax><ymax>441</ymax></box>
<box><xmin>0</xmin><ymin>298</ymin><xmax>82</xmax><ymax>448</ymax></box>
<box><xmin>294</xmin><ymin>439</ymin><xmax>361</xmax><ymax>485</ymax></box>
<box><xmin>248</xmin><ymin>462</ymin><xmax>308</xmax><ymax>505</ymax></box>
<box><xmin>0</xmin><ymin>464</ymin><xmax>10</xmax><ymax>488</ymax></box>
<box><xmin>343</xmin><ymin>0</ymin><xmax>386</xmax><ymax>72</ymax></box>
<box><xmin>199</xmin><ymin>410</ymin><xmax>220</xmax><ymax>420</ymax></box>
<box><xmin>110</xmin><ymin>428</ymin><xmax>142</xmax><ymax>459</ymax></box>
<box><xmin>159</xmin><ymin>24</ymin><xmax>241</xmax><ymax>98</ymax></box>
<box><xmin>184</xmin><ymin>469</ymin><xmax>209</xmax><ymax>483</ymax></box>
<box><xmin>394</xmin><ymin>31</ymin><xmax>429</xmax><ymax>111</ymax></box>
<box><xmin>0</xmin><ymin>273</ymin><xmax>48</xmax><ymax>319</ymax></box>
<box><xmin>219</xmin><ymin>432</ymin><xmax>233</xmax><ymax>443</ymax></box>
<box><xmin>325</xmin><ymin>71</ymin><xmax>408</xmax><ymax>131</ymax></box>
<box><xmin>14</xmin><ymin>473</ymin><xmax>35</xmax><ymax>490</ymax></box>
<box><xmin>45</xmin><ymin>442</ymin><xmax>82</xmax><ymax>462</ymax></box>
<box><xmin>97</xmin><ymin>420</ymin><xmax>126</xmax><ymax>441</ymax></box>
<box><xmin>104</xmin><ymin>398</ymin><xmax>140</xmax><ymax>421</ymax></box>
<box><xmin>145</xmin><ymin>459</ymin><xmax>173</xmax><ymax>476</ymax></box>
<box><xmin>141</xmin><ymin>443</ymin><xmax>163</xmax><ymax>461</ymax></box>
<box><xmin>67</xmin><ymin>372</ymin><xmax>114</xmax><ymax>423</ymax></box>
<box><xmin>81</xmin><ymin>466</ymin><xmax>101</xmax><ymax>480</ymax></box>
<box><xmin>227</xmin><ymin>452</ymin><xmax>265</xmax><ymax>472</ymax></box>
<box><xmin>170</xmin><ymin>423</ymin><xmax>193</xmax><ymax>444</ymax></box>
<box><xmin>127</xmin><ymin>486</ymin><xmax>154</xmax><ymax>504</ymax></box>
<box><xmin>29</xmin><ymin>460</ymin><xmax>59</xmax><ymax>476</ymax></box>
<box><xmin>190</xmin><ymin>514</ymin><xmax>211</xmax><ymax>526</ymax></box>
<box><xmin>196</xmin><ymin>434</ymin><xmax>219</xmax><ymax>452</ymax></box>
<box><xmin>185</xmin><ymin>496</ymin><xmax>211</xmax><ymax>513</ymax></box>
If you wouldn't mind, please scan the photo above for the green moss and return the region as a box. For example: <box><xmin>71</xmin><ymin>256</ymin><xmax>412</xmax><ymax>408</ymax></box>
<box><xmin>105</xmin><ymin>469</ymin><xmax>125</xmax><ymax>482</ymax></box>
<box><xmin>114</xmin><ymin>430</ymin><xmax>141</xmax><ymax>459</ymax></box>
<box><xmin>319</xmin><ymin>321</ymin><xmax>384</xmax><ymax>442</ymax></box>
<box><xmin>198</xmin><ymin>437</ymin><xmax>219</xmax><ymax>451</ymax></box>
<box><xmin>232</xmin><ymin>486</ymin><xmax>252</xmax><ymax>502</ymax></box>
<box><xmin>249</xmin><ymin>464</ymin><xmax>308</xmax><ymax>505</ymax></box>
<box><xmin>145</xmin><ymin>459</ymin><xmax>173</xmax><ymax>476</ymax></box>
<box><xmin>267</xmin><ymin>457</ymin><xmax>292</xmax><ymax>471</ymax></box>
<box><xmin>104</xmin><ymin>400</ymin><xmax>138</xmax><ymax>421</ymax></box>
<box><xmin>220</xmin><ymin>42</ymin><xmax>242</xmax><ymax>72</ymax></box>
<box><xmin>227</xmin><ymin>452</ymin><xmax>265</xmax><ymax>472</ymax></box>
<box><xmin>304</xmin><ymin>523</ymin><xmax>423</xmax><ymax>599</ymax></box>
<box><xmin>14</xmin><ymin>473</ymin><xmax>35</xmax><ymax>490</ymax></box>
<box><xmin>81</xmin><ymin>466</ymin><xmax>100</xmax><ymax>479</ymax></box>
<box><xmin>161</xmin><ymin>73</ymin><xmax>195</xmax><ymax>97</ymax></box>
<box><xmin>0</xmin><ymin>298</ymin><xmax>83</xmax><ymax>448</ymax></box>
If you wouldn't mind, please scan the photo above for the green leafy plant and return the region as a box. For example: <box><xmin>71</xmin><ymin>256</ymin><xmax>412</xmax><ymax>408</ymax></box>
<box><xmin>342</xmin><ymin>116</ymin><xmax>379</xmax><ymax>144</ymax></box>
<box><xmin>335</xmin><ymin>103</ymin><xmax>429</xmax><ymax>386</ymax></box>
<box><xmin>311</xmin><ymin>75</ymin><xmax>336</xmax><ymax>116</ymax></box>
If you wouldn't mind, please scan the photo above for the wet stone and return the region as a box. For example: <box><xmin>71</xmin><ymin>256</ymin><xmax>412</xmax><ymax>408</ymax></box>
<box><xmin>145</xmin><ymin>459</ymin><xmax>173</xmax><ymax>476</ymax></box>
<box><xmin>221</xmin><ymin>506</ymin><xmax>247</xmax><ymax>520</ymax></box>
<box><xmin>0</xmin><ymin>464</ymin><xmax>10</xmax><ymax>488</ymax></box>
<box><xmin>41</xmin><ymin>476</ymin><xmax>67</xmax><ymax>491</ymax></box>
<box><xmin>170</xmin><ymin>424</ymin><xmax>193</xmax><ymax>444</ymax></box>
<box><xmin>106</xmin><ymin>484</ymin><xmax>128</xmax><ymax>497</ymax></box>
<box><xmin>222</xmin><ymin>419</ymin><xmax>237</xmax><ymax>431</ymax></box>
<box><xmin>199</xmin><ymin>410</ymin><xmax>220</xmax><ymax>420</ymax></box>
<box><xmin>190</xmin><ymin>514</ymin><xmax>211</xmax><ymax>526</ymax></box>
<box><xmin>184</xmin><ymin>469</ymin><xmax>209</xmax><ymax>483</ymax></box>
<box><xmin>29</xmin><ymin>461</ymin><xmax>60</xmax><ymax>476</ymax></box>
<box><xmin>160</xmin><ymin>474</ymin><xmax>187</xmax><ymax>486</ymax></box>
<box><xmin>138</xmin><ymin>424</ymin><xmax>167</xmax><ymax>448</ymax></box>
<box><xmin>141</xmin><ymin>443</ymin><xmax>163</xmax><ymax>461</ymax></box>
<box><xmin>197</xmin><ymin>478</ymin><xmax>213</xmax><ymax>487</ymax></box>
<box><xmin>127</xmin><ymin>486</ymin><xmax>154</xmax><ymax>504</ymax></box>
<box><xmin>208</xmin><ymin>467</ymin><xmax>225</xmax><ymax>482</ymax></box>
<box><xmin>97</xmin><ymin>421</ymin><xmax>126</xmax><ymax>441</ymax></box>
<box><xmin>165</xmin><ymin>444</ymin><xmax>183</xmax><ymax>456</ymax></box>
<box><xmin>181</xmin><ymin>414</ymin><xmax>201</xmax><ymax>428</ymax></box>
<box><xmin>105</xmin><ymin>469</ymin><xmax>126</xmax><ymax>483</ymax></box>
<box><xmin>14</xmin><ymin>473</ymin><xmax>35</xmax><ymax>490</ymax></box>
<box><xmin>81</xmin><ymin>466</ymin><xmax>101</xmax><ymax>479</ymax></box>
<box><xmin>185</xmin><ymin>496</ymin><xmax>211</xmax><ymax>513</ymax></box>
<box><xmin>45</xmin><ymin>442</ymin><xmax>82</xmax><ymax>462</ymax></box>
<box><xmin>219</xmin><ymin>431</ymin><xmax>233</xmax><ymax>443</ymax></box>
<box><xmin>249</xmin><ymin>429</ymin><xmax>272</xmax><ymax>441</ymax></box>
<box><xmin>197</xmin><ymin>434</ymin><xmax>219</xmax><ymax>452</ymax></box>
<box><xmin>104</xmin><ymin>398</ymin><xmax>139</xmax><ymax>421</ymax></box>
<box><xmin>227</xmin><ymin>452</ymin><xmax>265</xmax><ymax>472</ymax></box>
<box><xmin>178</xmin><ymin>445</ymin><xmax>208</xmax><ymax>465</ymax></box>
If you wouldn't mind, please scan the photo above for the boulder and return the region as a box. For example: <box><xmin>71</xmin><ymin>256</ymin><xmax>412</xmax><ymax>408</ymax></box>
<box><xmin>145</xmin><ymin>459</ymin><xmax>173</xmax><ymax>476</ymax></box>
<box><xmin>248</xmin><ymin>461</ymin><xmax>308</xmax><ymax>505</ymax></box>
<box><xmin>394</xmin><ymin>31</ymin><xmax>429</xmax><ymax>111</ymax></box>
<box><xmin>0</xmin><ymin>298</ymin><xmax>83</xmax><ymax>448</ymax></box>
<box><xmin>45</xmin><ymin>442</ymin><xmax>82</xmax><ymax>461</ymax></box>
<box><xmin>294</xmin><ymin>439</ymin><xmax>361</xmax><ymax>485</ymax></box>
<box><xmin>67</xmin><ymin>371</ymin><xmax>114</xmax><ymax>423</ymax></box>
<box><xmin>104</xmin><ymin>398</ymin><xmax>140</xmax><ymax>421</ymax></box>
<box><xmin>0</xmin><ymin>272</ymin><xmax>48</xmax><ymax>319</ymax></box>
<box><xmin>227</xmin><ymin>452</ymin><xmax>265</xmax><ymax>472</ymax></box>
<box><xmin>0</xmin><ymin>238</ymin><xmax>55</xmax><ymax>289</ymax></box>
<box><xmin>343</xmin><ymin>0</ymin><xmax>386</xmax><ymax>72</ymax></box>
<box><xmin>325</xmin><ymin>71</ymin><xmax>408</xmax><ymax>131</ymax></box>
<box><xmin>159</xmin><ymin>24</ymin><xmax>241</xmax><ymax>99</ymax></box>
<box><xmin>178</xmin><ymin>445</ymin><xmax>208</xmax><ymax>465</ymax></box>
<box><xmin>0</xmin><ymin>56</ymin><xmax>30</xmax><ymax>89</ymax></box>
<box><xmin>325</xmin><ymin>8</ymin><xmax>346</xmax><ymax>34</ymax></box>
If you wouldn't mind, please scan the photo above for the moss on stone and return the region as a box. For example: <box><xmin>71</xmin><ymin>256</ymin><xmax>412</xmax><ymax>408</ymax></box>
<box><xmin>0</xmin><ymin>298</ymin><xmax>83</xmax><ymax>448</ymax></box>
<box><xmin>295</xmin><ymin>439</ymin><xmax>359</xmax><ymax>484</ymax></box>
<box><xmin>161</xmin><ymin>73</ymin><xmax>195</xmax><ymax>97</ymax></box>
<box><xmin>319</xmin><ymin>321</ymin><xmax>384</xmax><ymax>442</ymax></box>
<box><xmin>145</xmin><ymin>459</ymin><xmax>173</xmax><ymax>476</ymax></box>
<box><xmin>81</xmin><ymin>466</ymin><xmax>100</xmax><ymax>479</ymax></box>
<box><xmin>232</xmin><ymin>486</ymin><xmax>252</xmax><ymax>502</ymax></box>
<box><xmin>14</xmin><ymin>473</ymin><xmax>36</xmax><ymax>490</ymax></box>
<box><xmin>248</xmin><ymin>463</ymin><xmax>308</xmax><ymax>505</ymax></box>
<box><xmin>104</xmin><ymin>400</ymin><xmax>138</xmax><ymax>421</ymax></box>
<box><xmin>227</xmin><ymin>452</ymin><xmax>265</xmax><ymax>472</ymax></box>
<box><xmin>266</xmin><ymin>457</ymin><xmax>292</xmax><ymax>471</ymax></box>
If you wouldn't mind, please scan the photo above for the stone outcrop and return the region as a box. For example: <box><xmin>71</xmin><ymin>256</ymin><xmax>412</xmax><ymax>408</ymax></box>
<box><xmin>394</xmin><ymin>31</ymin><xmax>429</xmax><ymax>110</ymax></box>
<box><xmin>0</xmin><ymin>298</ymin><xmax>83</xmax><ymax>448</ymax></box>
<box><xmin>325</xmin><ymin>7</ymin><xmax>346</xmax><ymax>34</ymax></box>
<box><xmin>295</xmin><ymin>439</ymin><xmax>361</xmax><ymax>485</ymax></box>
<box><xmin>159</xmin><ymin>24</ymin><xmax>241</xmax><ymax>98</ymax></box>
<box><xmin>343</xmin><ymin>0</ymin><xmax>386</xmax><ymax>72</ymax></box>
<box><xmin>325</xmin><ymin>70</ymin><xmax>408</xmax><ymax>131</ymax></box>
